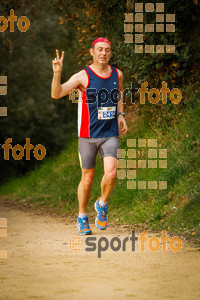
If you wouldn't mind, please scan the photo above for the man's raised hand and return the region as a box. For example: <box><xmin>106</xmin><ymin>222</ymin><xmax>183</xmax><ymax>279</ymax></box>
<box><xmin>52</xmin><ymin>49</ymin><xmax>64</xmax><ymax>73</ymax></box>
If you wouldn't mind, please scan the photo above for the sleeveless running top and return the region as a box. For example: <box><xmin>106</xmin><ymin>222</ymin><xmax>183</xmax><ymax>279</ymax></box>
<box><xmin>78</xmin><ymin>65</ymin><xmax>119</xmax><ymax>138</ymax></box>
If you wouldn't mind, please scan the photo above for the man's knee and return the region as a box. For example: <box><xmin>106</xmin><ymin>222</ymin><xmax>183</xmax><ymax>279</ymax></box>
<box><xmin>81</xmin><ymin>170</ymin><xmax>95</xmax><ymax>188</ymax></box>
<box><xmin>105</xmin><ymin>169</ymin><xmax>117</xmax><ymax>182</ymax></box>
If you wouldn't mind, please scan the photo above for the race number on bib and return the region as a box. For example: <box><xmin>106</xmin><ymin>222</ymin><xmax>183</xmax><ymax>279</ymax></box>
<box><xmin>98</xmin><ymin>106</ymin><xmax>116</xmax><ymax>120</ymax></box>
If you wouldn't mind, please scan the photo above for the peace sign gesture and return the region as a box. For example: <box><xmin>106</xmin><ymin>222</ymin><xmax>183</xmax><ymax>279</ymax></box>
<box><xmin>52</xmin><ymin>49</ymin><xmax>64</xmax><ymax>73</ymax></box>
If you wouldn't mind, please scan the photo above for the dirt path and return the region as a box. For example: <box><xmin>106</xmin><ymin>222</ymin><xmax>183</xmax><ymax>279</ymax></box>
<box><xmin>0</xmin><ymin>201</ymin><xmax>200</xmax><ymax>300</ymax></box>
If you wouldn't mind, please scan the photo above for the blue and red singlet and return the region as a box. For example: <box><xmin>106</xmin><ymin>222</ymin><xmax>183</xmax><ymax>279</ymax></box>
<box><xmin>78</xmin><ymin>65</ymin><xmax>120</xmax><ymax>138</ymax></box>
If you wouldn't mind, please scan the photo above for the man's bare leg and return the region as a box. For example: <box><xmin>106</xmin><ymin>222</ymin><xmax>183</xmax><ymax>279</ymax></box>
<box><xmin>94</xmin><ymin>156</ymin><xmax>118</xmax><ymax>230</ymax></box>
<box><xmin>78</xmin><ymin>168</ymin><xmax>95</xmax><ymax>213</ymax></box>
<box><xmin>100</xmin><ymin>156</ymin><xmax>118</xmax><ymax>202</ymax></box>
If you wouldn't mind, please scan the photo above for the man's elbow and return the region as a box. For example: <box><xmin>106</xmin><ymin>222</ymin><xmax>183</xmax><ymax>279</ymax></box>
<box><xmin>51</xmin><ymin>95</ymin><xmax>58</xmax><ymax>99</ymax></box>
<box><xmin>51</xmin><ymin>86</ymin><xmax>63</xmax><ymax>99</ymax></box>
<box><xmin>51</xmin><ymin>93</ymin><xmax>61</xmax><ymax>99</ymax></box>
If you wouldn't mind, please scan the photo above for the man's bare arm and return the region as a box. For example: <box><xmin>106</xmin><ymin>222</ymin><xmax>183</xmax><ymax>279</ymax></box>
<box><xmin>51</xmin><ymin>49</ymin><xmax>84</xmax><ymax>99</ymax></box>
<box><xmin>117</xmin><ymin>69</ymin><xmax>127</xmax><ymax>135</ymax></box>
<box><xmin>117</xmin><ymin>69</ymin><xmax>124</xmax><ymax>114</ymax></box>
<box><xmin>51</xmin><ymin>72</ymin><xmax>82</xmax><ymax>99</ymax></box>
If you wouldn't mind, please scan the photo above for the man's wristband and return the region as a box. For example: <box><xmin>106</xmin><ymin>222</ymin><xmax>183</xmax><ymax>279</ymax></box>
<box><xmin>118</xmin><ymin>112</ymin><xmax>125</xmax><ymax>118</ymax></box>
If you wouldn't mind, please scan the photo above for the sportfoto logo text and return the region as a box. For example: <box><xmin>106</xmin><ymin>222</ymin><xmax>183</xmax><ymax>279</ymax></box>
<box><xmin>69</xmin><ymin>230</ymin><xmax>182</xmax><ymax>258</ymax></box>
<box><xmin>69</xmin><ymin>81</ymin><xmax>182</xmax><ymax>105</ymax></box>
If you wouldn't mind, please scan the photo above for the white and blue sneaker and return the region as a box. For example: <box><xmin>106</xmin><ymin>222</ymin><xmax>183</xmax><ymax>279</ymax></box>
<box><xmin>95</xmin><ymin>197</ymin><xmax>108</xmax><ymax>230</ymax></box>
<box><xmin>76</xmin><ymin>216</ymin><xmax>92</xmax><ymax>235</ymax></box>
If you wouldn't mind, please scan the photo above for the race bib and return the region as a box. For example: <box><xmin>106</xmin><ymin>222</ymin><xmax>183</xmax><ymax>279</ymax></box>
<box><xmin>98</xmin><ymin>106</ymin><xmax>116</xmax><ymax>120</ymax></box>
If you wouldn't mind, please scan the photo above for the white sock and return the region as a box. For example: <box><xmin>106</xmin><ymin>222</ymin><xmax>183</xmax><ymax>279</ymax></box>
<box><xmin>99</xmin><ymin>198</ymin><xmax>107</xmax><ymax>206</ymax></box>
<box><xmin>78</xmin><ymin>212</ymin><xmax>87</xmax><ymax>218</ymax></box>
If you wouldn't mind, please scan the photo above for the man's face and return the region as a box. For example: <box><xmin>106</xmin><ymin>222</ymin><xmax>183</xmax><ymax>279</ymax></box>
<box><xmin>90</xmin><ymin>42</ymin><xmax>112</xmax><ymax>65</ymax></box>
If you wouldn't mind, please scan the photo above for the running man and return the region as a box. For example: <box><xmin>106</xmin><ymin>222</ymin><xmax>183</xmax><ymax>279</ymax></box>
<box><xmin>51</xmin><ymin>37</ymin><xmax>127</xmax><ymax>235</ymax></box>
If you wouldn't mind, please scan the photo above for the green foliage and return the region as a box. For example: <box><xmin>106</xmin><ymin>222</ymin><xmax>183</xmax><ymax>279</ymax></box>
<box><xmin>1</xmin><ymin>0</ymin><xmax>200</xmax><ymax>182</ymax></box>
<box><xmin>0</xmin><ymin>0</ymin><xmax>79</xmax><ymax>181</ymax></box>
<box><xmin>64</xmin><ymin>0</ymin><xmax>200</xmax><ymax>88</ymax></box>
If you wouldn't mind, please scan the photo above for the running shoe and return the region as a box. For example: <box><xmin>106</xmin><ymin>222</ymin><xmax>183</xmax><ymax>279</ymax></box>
<box><xmin>95</xmin><ymin>197</ymin><xmax>108</xmax><ymax>230</ymax></box>
<box><xmin>76</xmin><ymin>216</ymin><xmax>92</xmax><ymax>235</ymax></box>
